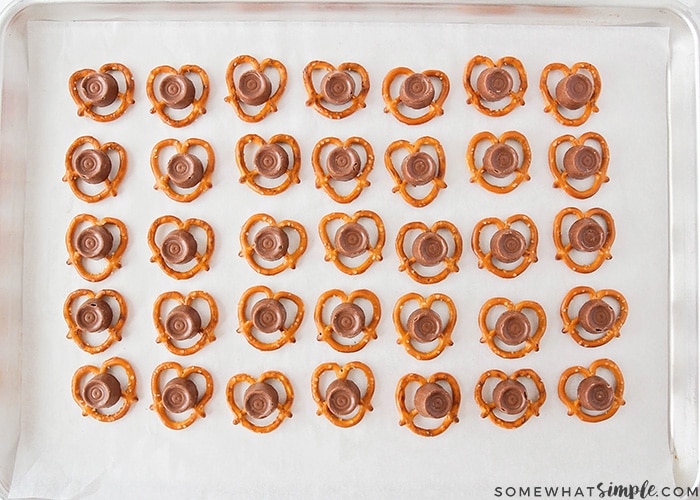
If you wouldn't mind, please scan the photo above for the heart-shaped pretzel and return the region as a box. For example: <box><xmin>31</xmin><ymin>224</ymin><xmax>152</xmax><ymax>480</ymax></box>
<box><xmin>396</xmin><ymin>221</ymin><xmax>462</xmax><ymax>284</ymax></box>
<box><xmin>147</xmin><ymin>65</ymin><xmax>209</xmax><ymax>128</ymax></box>
<box><xmin>303</xmin><ymin>61</ymin><xmax>370</xmax><ymax>119</ymax></box>
<box><xmin>147</xmin><ymin>216</ymin><xmax>214</xmax><ymax>280</ymax></box>
<box><xmin>312</xmin><ymin>136</ymin><xmax>374</xmax><ymax>204</ymax></box>
<box><xmin>225</xmin><ymin>55</ymin><xmax>287</xmax><ymax>122</ymax></box>
<box><xmin>72</xmin><ymin>357</ymin><xmax>137</xmax><ymax>422</ymax></box>
<box><xmin>66</xmin><ymin>214</ymin><xmax>128</xmax><ymax>282</ymax></box>
<box><xmin>396</xmin><ymin>372</ymin><xmax>460</xmax><ymax>437</ymax></box>
<box><xmin>63</xmin><ymin>136</ymin><xmax>127</xmax><ymax>203</ymax></box>
<box><xmin>318</xmin><ymin>210</ymin><xmax>385</xmax><ymax>275</ymax></box>
<box><xmin>467</xmin><ymin>131</ymin><xmax>531</xmax><ymax>194</ymax></box>
<box><xmin>463</xmin><ymin>56</ymin><xmax>527</xmax><ymax>117</ymax></box>
<box><xmin>153</xmin><ymin>291</ymin><xmax>218</xmax><ymax>356</ymax></box>
<box><xmin>64</xmin><ymin>289</ymin><xmax>127</xmax><ymax>354</ymax></box>
<box><xmin>393</xmin><ymin>293</ymin><xmax>456</xmax><ymax>361</ymax></box>
<box><xmin>237</xmin><ymin>285</ymin><xmax>304</xmax><ymax>351</ymax></box>
<box><xmin>553</xmin><ymin>207</ymin><xmax>615</xmax><ymax>273</ymax></box>
<box><xmin>540</xmin><ymin>62</ymin><xmax>601</xmax><ymax>127</ymax></box>
<box><xmin>150</xmin><ymin>361</ymin><xmax>213</xmax><ymax>430</ymax></box>
<box><xmin>560</xmin><ymin>286</ymin><xmax>628</xmax><ymax>348</ymax></box>
<box><xmin>68</xmin><ymin>63</ymin><xmax>135</xmax><ymax>122</ymax></box>
<box><xmin>315</xmin><ymin>289</ymin><xmax>380</xmax><ymax>353</ymax></box>
<box><xmin>474</xmin><ymin>369</ymin><xmax>546</xmax><ymax>429</ymax></box>
<box><xmin>383</xmin><ymin>68</ymin><xmax>450</xmax><ymax>125</ymax></box>
<box><xmin>549</xmin><ymin>132</ymin><xmax>610</xmax><ymax>199</ymax></box>
<box><xmin>236</xmin><ymin>134</ymin><xmax>301</xmax><ymax>196</ymax></box>
<box><xmin>385</xmin><ymin>136</ymin><xmax>447</xmax><ymax>207</ymax></box>
<box><xmin>311</xmin><ymin>361</ymin><xmax>375</xmax><ymax>428</ymax></box>
<box><xmin>150</xmin><ymin>138</ymin><xmax>214</xmax><ymax>203</ymax></box>
<box><xmin>239</xmin><ymin>213</ymin><xmax>307</xmax><ymax>275</ymax></box>
<box><xmin>472</xmin><ymin>214</ymin><xmax>538</xmax><ymax>279</ymax></box>
<box><xmin>478</xmin><ymin>298</ymin><xmax>545</xmax><ymax>359</ymax></box>
<box><xmin>558</xmin><ymin>358</ymin><xmax>625</xmax><ymax>422</ymax></box>
<box><xmin>226</xmin><ymin>371</ymin><xmax>294</xmax><ymax>433</ymax></box>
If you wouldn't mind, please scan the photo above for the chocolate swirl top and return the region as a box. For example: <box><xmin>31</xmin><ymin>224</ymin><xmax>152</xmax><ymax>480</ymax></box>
<box><xmin>254</xmin><ymin>143</ymin><xmax>289</xmax><ymax>179</ymax></box>
<box><xmin>237</xmin><ymin>69</ymin><xmax>272</xmax><ymax>106</ymax></box>
<box><xmin>158</xmin><ymin>74</ymin><xmax>196</xmax><ymax>109</ymax></box>
<box><xmin>330</xmin><ymin>302</ymin><xmax>366</xmax><ymax>339</ymax></box>
<box><xmin>483</xmin><ymin>143</ymin><xmax>519</xmax><ymax>178</ymax></box>
<box><xmin>253</xmin><ymin>226</ymin><xmax>289</xmax><ymax>261</ymax></box>
<box><xmin>563</xmin><ymin>145</ymin><xmax>601</xmax><ymax>180</ymax></box>
<box><xmin>81</xmin><ymin>71</ymin><xmax>119</xmax><ymax>108</ymax></box>
<box><xmin>490</xmin><ymin>228</ymin><xmax>527</xmax><ymax>263</ymax></box>
<box><xmin>325</xmin><ymin>378</ymin><xmax>361</xmax><ymax>417</ymax></box>
<box><xmin>577</xmin><ymin>375</ymin><xmax>615</xmax><ymax>412</ymax></box>
<box><xmin>407</xmin><ymin>308</ymin><xmax>442</xmax><ymax>343</ymax></box>
<box><xmin>400</xmin><ymin>73</ymin><xmax>435</xmax><ymax>110</ymax></box>
<box><xmin>492</xmin><ymin>379</ymin><xmax>528</xmax><ymax>415</ymax></box>
<box><xmin>555</xmin><ymin>73</ymin><xmax>594</xmax><ymax>110</ymax></box>
<box><xmin>578</xmin><ymin>299</ymin><xmax>615</xmax><ymax>334</ymax></box>
<box><xmin>244</xmin><ymin>381</ymin><xmax>279</xmax><ymax>419</ymax></box>
<box><xmin>494</xmin><ymin>310</ymin><xmax>531</xmax><ymax>346</ymax></box>
<box><xmin>401</xmin><ymin>151</ymin><xmax>437</xmax><ymax>186</ymax></box>
<box><xmin>161</xmin><ymin>229</ymin><xmax>198</xmax><ymax>265</ymax></box>
<box><xmin>334</xmin><ymin>222</ymin><xmax>370</xmax><ymax>258</ymax></box>
<box><xmin>76</xmin><ymin>225</ymin><xmax>114</xmax><ymax>260</ymax></box>
<box><xmin>165</xmin><ymin>304</ymin><xmax>202</xmax><ymax>341</ymax></box>
<box><xmin>251</xmin><ymin>298</ymin><xmax>287</xmax><ymax>333</ymax></box>
<box><xmin>568</xmin><ymin>217</ymin><xmax>605</xmax><ymax>253</ymax></box>
<box><xmin>167</xmin><ymin>153</ymin><xmax>204</xmax><ymax>189</ymax></box>
<box><xmin>320</xmin><ymin>70</ymin><xmax>355</xmax><ymax>105</ymax></box>
<box><xmin>74</xmin><ymin>149</ymin><xmax>112</xmax><ymax>184</ymax></box>
<box><xmin>326</xmin><ymin>146</ymin><xmax>361</xmax><ymax>181</ymax></box>
<box><xmin>76</xmin><ymin>298</ymin><xmax>113</xmax><ymax>333</ymax></box>
<box><xmin>412</xmin><ymin>230</ymin><xmax>448</xmax><ymax>267</ymax></box>
<box><xmin>476</xmin><ymin>67</ymin><xmax>513</xmax><ymax>102</ymax></box>
<box><xmin>83</xmin><ymin>372</ymin><xmax>121</xmax><ymax>409</ymax></box>
<box><xmin>162</xmin><ymin>377</ymin><xmax>198</xmax><ymax>414</ymax></box>
<box><xmin>414</xmin><ymin>382</ymin><xmax>452</xmax><ymax>419</ymax></box>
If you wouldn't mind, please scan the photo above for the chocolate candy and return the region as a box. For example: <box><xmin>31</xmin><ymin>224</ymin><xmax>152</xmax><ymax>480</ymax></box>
<box><xmin>577</xmin><ymin>375</ymin><xmax>614</xmax><ymax>412</ymax></box>
<box><xmin>167</xmin><ymin>153</ymin><xmax>204</xmax><ymax>189</ymax></box>
<box><xmin>76</xmin><ymin>225</ymin><xmax>114</xmax><ymax>260</ymax></box>
<box><xmin>162</xmin><ymin>377</ymin><xmax>198</xmax><ymax>414</ymax></box>
<box><xmin>325</xmin><ymin>378</ymin><xmax>361</xmax><ymax>417</ymax></box>
<box><xmin>159</xmin><ymin>74</ymin><xmax>196</xmax><ymax>109</ymax></box>
<box><xmin>407</xmin><ymin>308</ymin><xmax>442</xmax><ymax>343</ymax></box>
<box><xmin>81</xmin><ymin>71</ymin><xmax>119</xmax><ymax>108</ymax></box>
<box><xmin>165</xmin><ymin>304</ymin><xmax>202</xmax><ymax>341</ymax></box>
<box><xmin>563</xmin><ymin>145</ymin><xmax>601</xmax><ymax>180</ymax></box>
<box><xmin>251</xmin><ymin>298</ymin><xmax>287</xmax><ymax>333</ymax></box>
<box><xmin>237</xmin><ymin>69</ymin><xmax>272</xmax><ymax>106</ymax></box>
<box><xmin>400</xmin><ymin>73</ymin><xmax>435</xmax><ymax>109</ymax></box>
<box><xmin>334</xmin><ymin>222</ymin><xmax>369</xmax><ymax>258</ymax></box>
<box><xmin>326</xmin><ymin>146</ymin><xmax>361</xmax><ymax>181</ymax></box>
<box><xmin>244</xmin><ymin>381</ymin><xmax>279</xmax><ymax>419</ymax></box>
<box><xmin>492</xmin><ymin>379</ymin><xmax>528</xmax><ymax>415</ymax></box>
<box><xmin>330</xmin><ymin>302</ymin><xmax>366</xmax><ymax>339</ymax></box>
<box><xmin>253</xmin><ymin>226</ymin><xmax>289</xmax><ymax>261</ymax></box>
<box><xmin>76</xmin><ymin>298</ymin><xmax>113</xmax><ymax>332</ymax></box>
<box><xmin>412</xmin><ymin>230</ymin><xmax>448</xmax><ymax>267</ymax></box>
<box><xmin>82</xmin><ymin>372</ymin><xmax>121</xmax><ymax>409</ymax></box>
<box><xmin>490</xmin><ymin>228</ymin><xmax>527</xmax><ymax>263</ymax></box>
<box><xmin>555</xmin><ymin>73</ymin><xmax>594</xmax><ymax>110</ymax></box>
<box><xmin>578</xmin><ymin>299</ymin><xmax>615</xmax><ymax>333</ymax></box>
<box><xmin>161</xmin><ymin>229</ymin><xmax>198</xmax><ymax>265</ymax></box>
<box><xmin>494</xmin><ymin>310</ymin><xmax>530</xmax><ymax>345</ymax></box>
<box><xmin>414</xmin><ymin>382</ymin><xmax>452</xmax><ymax>418</ymax></box>
<box><xmin>476</xmin><ymin>67</ymin><xmax>513</xmax><ymax>102</ymax></box>
<box><xmin>568</xmin><ymin>217</ymin><xmax>605</xmax><ymax>252</ymax></box>
<box><xmin>73</xmin><ymin>149</ymin><xmax>112</xmax><ymax>184</ymax></box>
<box><xmin>483</xmin><ymin>143</ymin><xmax>519</xmax><ymax>178</ymax></box>
<box><xmin>401</xmin><ymin>151</ymin><xmax>437</xmax><ymax>186</ymax></box>
<box><xmin>254</xmin><ymin>143</ymin><xmax>289</xmax><ymax>179</ymax></box>
<box><xmin>320</xmin><ymin>70</ymin><xmax>355</xmax><ymax>105</ymax></box>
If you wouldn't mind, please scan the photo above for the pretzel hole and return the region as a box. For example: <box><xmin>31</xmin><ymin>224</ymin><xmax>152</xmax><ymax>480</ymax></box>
<box><xmin>406</xmin><ymin>380</ymin><xmax>451</xmax><ymax>430</ymax></box>
<box><xmin>159</xmin><ymin>144</ymin><xmax>209</xmax><ymax>195</ymax></box>
<box><xmin>153</xmin><ymin>71</ymin><xmax>204</xmax><ymax>120</ymax></box>
<box><xmin>547</xmin><ymin>68</ymin><xmax>594</xmax><ymax>120</ymax></box>
<box><xmin>318</xmin><ymin>370</ymin><xmax>367</xmax><ymax>419</ymax></box>
<box><xmin>78</xmin><ymin>367</ymin><xmax>127</xmax><ymax>416</ymax></box>
<box><xmin>321</xmin><ymin>296</ymin><xmax>372</xmax><ymax>347</ymax></box>
<box><xmin>242</xmin><ymin>140</ymin><xmax>293</xmax><ymax>189</ymax></box>
<box><xmin>159</xmin><ymin>297</ymin><xmax>211</xmax><ymax>348</ymax></box>
<box><xmin>470</xmin><ymin>64</ymin><xmax>520</xmax><ymax>110</ymax></box>
<box><xmin>233</xmin><ymin>63</ymin><xmax>281</xmax><ymax>112</ymax></box>
<box><xmin>77</xmin><ymin>71</ymin><xmax>127</xmax><ymax>115</ymax></box>
<box><xmin>390</xmin><ymin>145</ymin><xmax>439</xmax><ymax>199</ymax></box>
<box><xmin>158</xmin><ymin>371</ymin><xmax>206</xmax><ymax>422</ymax></box>
<box><xmin>319</xmin><ymin>143</ymin><xmax>367</xmax><ymax>197</ymax></box>
<box><xmin>559</xmin><ymin>213</ymin><xmax>609</xmax><ymax>265</ymax></box>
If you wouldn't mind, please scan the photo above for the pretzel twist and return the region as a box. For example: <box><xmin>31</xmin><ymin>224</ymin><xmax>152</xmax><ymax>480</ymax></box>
<box><xmin>66</xmin><ymin>214</ymin><xmax>128</xmax><ymax>282</ymax></box>
<box><xmin>315</xmin><ymin>289</ymin><xmax>380</xmax><ymax>353</ymax></box>
<box><xmin>474</xmin><ymin>369</ymin><xmax>546</xmax><ymax>429</ymax></box>
<box><xmin>236</xmin><ymin>134</ymin><xmax>301</xmax><ymax>196</ymax></box>
<box><xmin>553</xmin><ymin>207</ymin><xmax>615</xmax><ymax>273</ymax></box>
<box><xmin>393</xmin><ymin>293</ymin><xmax>456</xmax><ymax>360</ymax></box>
<box><xmin>150</xmin><ymin>361</ymin><xmax>213</xmax><ymax>430</ymax></box>
<box><xmin>147</xmin><ymin>215</ymin><xmax>214</xmax><ymax>280</ymax></box>
<box><xmin>463</xmin><ymin>56</ymin><xmax>527</xmax><ymax>116</ymax></box>
<box><xmin>558</xmin><ymin>359</ymin><xmax>625</xmax><ymax>422</ymax></box>
<box><xmin>147</xmin><ymin>65</ymin><xmax>209</xmax><ymax>128</ymax></box>
<box><xmin>311</xmin><ymin>136</ymin><xmax>374</xmax><ymax>203</ymax></box>
<box><xmin>560</xmin><ymin>286</ymin><xmax>628</xmax><ymax>348</ymax></box>
<box><xmin>153</xmin><ymin>291</ymin><xmax>218</xmax><ymax>356</ymax></box>
<box><xmin>68</xmin><ymin>63</ymin><xmax>135</xmax><ymax>122</ymax></box>
<box><xmin>303</xmin><ymin>61</ymin><xmax>370</xmax><ymax>119</ymax></box>
<box><xmin>466</xmin><ymin>131</ymin><xmax>531</xmax><ymax>194</ymax></box>
<box><xmin>237</xmin><ymin>285</ymin><xmax>303</xmax><ymax>351</ymax></box>
<box><xmin>226</xmin><ymin>371</ymin><xmax>294</xmax><ymax>433</ymax></box>
<box><xmin>63</xmin><ymin>136</ymin><xmax>127</xmax><ymax>202</ymax></box>
<box><xmin>64</xmin><ymin>289</ymin><xmax>127</xmax><ymax>354</ymax></box>
<box><xmin>396</xmin><ymin>221</ymin><xmax>462</xmax><ymax>284</ymax></box>
<box><xmin>478</xmin><ymin>297</ymin><xmax>546</xmax><ymax>359</ymax></box>
<box><xmin>150</xmin><ymin>138</ymin><xmax>214</xmax><ymax>202</ymax></box>
<box><xmin>224</xmin><ymin>55</ymin><xmax>287</xmax><ymax>122</ymax></box>
<box><xmin>72</xmin><ymin>357</ymin><xmax>138</xmax><ymax>422</ymax></box>
<box><xmin>396</xmin><ymin>372</ymin><xmax>460</xmax><ymax>437</ymax></box>
<box><xmin>384</xmin><ymin>136</ymin><xmax>447</xmax><ymax>207</ymax></box>
<box><xmin>318</xmin><ymin>210</ymin><xmax>385</xmax><ymax>275</ymax></box>
<box><xmin>540</xmin><ymin>62</ymin><xmax>601</xmax><ymax>127</ymax></box>
<box><xmin>239</xmin><ymin>213</ymin><xmax>307</xmax><ymax>275</ymax></box>
<box><xmin>311</xmin><ymin>361</ymin><xmax>375</xmax><ymax>428</ymax></box>
<box><xmin>382</xmin><ymin>68</ymin><xmax>450</xmax><ymax>125</ymax></box>
<box><xmin>549</xmin><ymin>132</ymin><xmax>610</xmax><ymax>199</ymax></box>
<box><xmin>471</xmin><ymin>214</ymin><xmax>538</xmax><ymax>279</ymax></box>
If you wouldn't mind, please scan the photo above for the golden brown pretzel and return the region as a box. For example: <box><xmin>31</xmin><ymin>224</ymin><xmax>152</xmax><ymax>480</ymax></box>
<box><xmin>150</xmin><ymin>361</ymin><xmax>213</xmax><ymax>430</ymax></box>
<box><xmin>463</xmin><ymin>56</ymin><xmax>527</xmax><ymax>116</ymax></box>
<box><xmin>540</xmin><ymin>62</ymin><xmax>601</xmax><ymax>127</ymax></box>
<box><xmin>311</xmin><ymin>361</ymin><xmax>375</xmax><ymax>428</ymax></box>
<box><xmin>153</xmin><ymin>290</ymin><xmax>218</xmax><ymax>356</ymax></box>
<box><xmin>66</xmin><ymin>214</ymin><xmax>128</xmax><ymax>282</ymax></box>
<box><xmin>64</xmin><ymin>289</ymin><xmax>127</xmax><ymax>354</ymax></box>
<box><xmin>471</xmin><ymin>214</ymin><xmax>538</xmax><ymax>279</ymax></box>
<box><xmin>553</xmin><ymin>207</ymin><xmax>615</xmax><ymax>273</ymax></box>
<box><xmin>226</xmin><ymin>371</ymin><xmax>294</xmax><ymax>433</ymax></box>
<box><xmin>396</xmin><ymin>372</ymin><xmax>460</xmax><ymax>437</ymax></box>
<box><xmin>72</xmin><ymin>357</ymin><xmax>138</xmax><ymax>422</ymax></box>
<box><xmin>311</xmin><ymin>136</ymin><xmax>374</xmax><ymax>204</ymax></box>
<box><xmin>549</xmin><ymin>132</ymin><xmax>610</xmax><ymax>199</ymax></box>
<box><xmin>150</xmin><ymin>138</ymin><xmax>214</xmax><ymax>203</ymax></box>
<box><xmin>225</xmin><ymin>55</ymin><xmax>287</xmax><ymax>122</ymax></box>
<box><xmin>478</xmin><ymin>297</ymin><xmax>545</xmax><ymax>359</ymax></box>
<box><xmin>474</xmin><ymin>369</ymin><xmax>546</xmax><ymax>429</ymax></box>
<box><xmin>396</xmin><ymin>220</ymin><xmax>462</xmax><ymax>284</ymax></box>
<box><xmin>239</xmin><ymin>213</ymin><xmax>307</xmax><ymax>275</ymax></box>
<box><xmin>235</xmin><ymin>134</ymin><xmax>301</xmax><ymax>196</ymax></box>
<box><xmin>393</xmin><ymin>293</ymin><xmax>456</xmax><ymax>360</ymax></box>
<box><xmin>147</xmin><ymin>215</ymin><xmax>214</xmax><ymax>280</ymax></box>
<box><xmin>237</xmin><ymin>285</ymin><xmax>304</xmax><ymax>351</ymax></box>
<box><xmin>560</xmin><ymin>286</ymin><xmax>628</xmax><ymax>348</ymax></box>
<box><xmin>303</xmin><ymin>60</ymin><xmax>370</xmax><ymax>119</ymax></box>
<box><xmin>318</xmin><ymin>210</ymin><xmax>385</xmax><ymax>275</ymax></box>
<box><xmin>382</xmin><ymin>67</ymin><xmax>450</xmax><ymax>125</ymax></box>
<box><xmin>68</xmin><ymin>63</ymin><xmax>135</xmax><ymax>122</ymax></box>
<box><xmin>63</xmin><ymin>136</ymin><xmax>127</xmax><ymax>203</ymax></box>
<box><xmin>384</xmin><ymin>136</ymin><xmax>447</xmax><ymax>207</ymax></box>
<box><xmin>558</xmin><ymin>358</ymin><xmax>625</xmax><ymax>423</ymax></box>
<box><xmin>315</xmin><ymin>289</ymin><xmax>380</xmax><ymax>353</ymax></box>
<box><xmin>466</xmin><ymin>131</ymin><xmax>531</xmax><ymax>194</ymax></box>
<box><xmin>147</xmin><ymin>65</ymin><xmax>209</xmax><ymax>128</ymax></box>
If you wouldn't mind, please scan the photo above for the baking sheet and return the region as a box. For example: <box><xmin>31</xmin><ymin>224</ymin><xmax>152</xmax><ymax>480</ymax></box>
<box><xmin>10</xmin><ymin>18</ymin><xmax>671</xmax><ymax>499</ymax></box>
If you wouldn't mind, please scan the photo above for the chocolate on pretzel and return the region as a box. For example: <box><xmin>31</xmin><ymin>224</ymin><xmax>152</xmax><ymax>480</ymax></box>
<box><xmin>311</xmin><ymin>361</ymin><xmax>375</xmax><ymax>428</ymax></box>
<box><xmin>303</xmin><ymin>61</ymin><xmax>370</xmax><ymax>119</ymax></box>
<box><xmin>553</xmin><ymin>207</ymin><xmax>615</xmax><ymax>273</ymax></box>
<box><xmin>478</xmin><ymin>297</ymin><xmax>546</xmax><ymax>359</ymax></box>
<box><xmin>541</xmin><ymin>62</ymin><xmax>601</xmax><ymax>126</ymax></box>
<box><xmin>64</xmin><ymin>136</ymin><xmax>127</xmax><ymax>203</ymax></box>
<box><xmin>549</xmin><ymin>132</ymin><xmax>610</xmax><ymax>199</ymax></box>
<box><xmin>225</xmin><ymin>55</ymin><xmax>287</xmax><ymax>122</ymax></box>
<box><xmin>66</xmin><ymin>214</ymin><xmax>128</xmax><ymax>282</ymax></box>
<box><xmin>383</xmin><ymin>67</ymin><xmax>449</xmax><ymax>125</ymax></box>
<box><xmin>385</xmin><ymin>136</ymin><xmax>447</xmax><ymax>207</ymax></box>
<box><xmin>148</xmin><ymin>216</ymin><xmax>214</xmax><ymax>280</ymax></box>
<box><xmin>64</xmin><ymin>289</ymin><xmax>127</xmax><ymax>354</ymax></box>
<box><xmin>315</xmin><ymin>289</ymin><xmax>380</xmax><ymax>353</ymax></box>
<box><xmin>467</xmin><ymin>131</ymin><xmax>531</xmax><ymax>194</ymax></box>
<box><xmin>147</xmin><ymin>65</ymin><xmax>209</xmax><ymax>128</ymax></box>
<box><xmin>560</xmin><ymin>286</ymin><xmax>628</xmax><ymax>348</ymax></box>
<box><xmin>474</xmin><ymin>368</ymin><xmax>546</xmax><ymax>429</ymax></box>
<box><xmin>151</xmin><ymin>138</ymin><xmax>214</xmax><ymax>202</ymax></box>
<box><xmin>463</xmin><ymin>56</ymin><xmax>527</xmax><ymax>116</ymax></box>
<box><xmin>153</xmin><ymin>290</ymin><xmax>218</xmax><ymax>356</ymax></box>
<box><xmin>69</xmin><ymin>63</ymin><xmax>135</xmax><ymax>122</ymax></box>
<box><xmin>240</xmin><ymin>213</ymin><xmax>307</xmax><ymax>275</ymax></box>
<box><xmin>396</xmin><ymin>221</ymin><xmax>462</xmax><ymax>284</ymax></box>
<box><xmin>318</xmin><ymin>210</ymin><xmax>385</xmax><ymax>275</ymax></box>
<box><xmin>237</xmin><ymin>285</ymin><xmax>304</xmax><ymax>351</ymax></box>
<box><xmin>472</xmin><ymin>214</ymin><xmax>538</xmax><ymax>278</ymax></box>
<box><xmin>227</xmin><ymin>372</ymin><xmax>294</xmax><ymax>433</ymax></box>
<box><xmin>396</xmin><ymin>372</ymin><xmax>460</xmax><ymax>437</ymax></box>
<box><xmin>559</xmin><ymin>358</ymin><xmax>625</xmax><ymax>422</ymax></box>
<box><xmin>72</xmin><ymin>357</ymin><xmax>138</xmax><ymax>422</ymax></box>
<box><xmin>151</xmin><ymin>361</ymin><xmax>213</xmax><ymax>430</ymax></box>
<box><xmin>312</xmin><ymin>136</ymin><xmax>374</xmax><ymax>204</ymax></box>
<box><xmin>393</xmin><ymin>293</ymin><xmax>456</xmax><ymax>360</ymax></box>
<box><xmin>236</xmin><ymin>134</ymin><xmax>301</xmax><ymax>196</ymax></box>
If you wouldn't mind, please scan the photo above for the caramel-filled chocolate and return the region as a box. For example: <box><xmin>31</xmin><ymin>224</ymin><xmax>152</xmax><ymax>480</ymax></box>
<box><xmin>165</xmin><ymin>304</ymin><xmax>202</xmax><ymax>341</ymax></box>
<box><xmin>490</xmin><ymin>228</ymin><xmax>527</xmax><ymax>263</ymax></box>
<box><xmin>159</xmin><ymin>74</ymin><xmax>196</xmax><ymax>109</ymax></box>
<box><xmin>492</xmin><ymin>379</ymin><xmax>528</xmax><ymax>415</ymax></box>
<box><xmin>476</xmin><ymin>67</ymin><xmax>513</xmax><ymax>102</ymax></box>
<box><xmin>400</xmin><ymin>73</ymin><xmax>435</xmax><ymax>109</ymax></box>
<box><xmin>412</xmin><ymin>231</ymin><xmax>448</xmax><ymax>267</ymax></box>
<box><xmin>81</xmin><ymin>71</ymin><xmax>119</xmax><ymax>108</ymax></box>
<box><xmin>254</xmin><ymin>143</ymin><xmax>289</xmax><ymax>179</ymax></box>
<box><xmin>320</xmin><ymin>70</ymin><xmax>355</xmax><ymax>105</ymax></box>
<box><xmin>325</xmin><ymin>378</ymin><xmax>361</xmax><ymax>417</ymax></box>
<box><xmin>334</xmin><ymin>222</ymin><xmax>370</xmax><ymax>258</ymax></box>
<box><xmin>563</xmin><ymin>145</ymin><xmax>601</xmax><ymax>180</ymax></box>
<box><xmin>483</xmin><ymin>143</ymin><xmax>519</xmax><ymax>178</ymax></box>
<box><xmin>401</xmin><ymin>151</ymin><xmax>437</xmax><ymax>186</ymax></box>
<box><xmin>237</xmin><ymin>69</ymin><xmax>272</xmax><ymax>106</ymax></box>
<box><xmin>76</xmin><ymin>298</ymin><xmax>113</xmax><ymax>333</ymax></box>
<box><xmin>494</xmin><ymin>310</ymin><xmax>530</xmax><ymax>345</ymax></box>
<box><xmin>555</xmin><ymin>73</ymin><xmax>594</xmax><ymax>110</ymax></box>
<box><xmin>83</xmin><ymin>372</ymin><xmax>121</xmax><ymax>409</ymax></box>
<box><xmin>244</xmin><ymin>381</ymin><xmax>279</xmax><ymax>419</ymax></box>
<box><xmin>407</xmin><ymin>308</ymin><xmax>442</xmax><ymax>343</ymax></box>
<box><xmin>161</xmin><ymin>229</ymin><xmax>198</xmax><ymax>265</ymax></box>
<box><xmin>414</xmin><ymin>382</ymin><xmax>451</xmax><ymax>419</ymax></box>
<box><xmin>568</xmin><ymin>217</ymin><xmax>605</xmax><ymax>252</ymax></box>
<box><xmin>577</xmin><ymin>375</ymin><xmax>615</xmax><ymax>412</ymax></box>
<box><xmin>253</xmin><ymin>226</ymin><xmax>289</xmax><ymax>261</ymax></box>
<box><xmin>76</xmin><ymin>225</ymin><xmax>114</xmax><ymax>260</ymax></box>
<box><xmin>326</xmin><ymin>146</ymin><xmax>361</xmax><ymax>181</ymax></box>
<box><xmin>330</xmin><ymin>302</ymin><xmax>366</xmax><ymax>339</ymax></box>
<box><xmin>167</xmin><ymin>153</ymin><xmax>204</xmax><ymax>189</ymax></box>
<box><xmin>251</xmin><ymin>298</ymin><xmax>287</xmax><ymax>333</ymax></box>
<box><xmin>73</xmin><ymin>149</ymin><xmax>112</xmax><ymax>184</ymax></box>
<box><xmin>578</xmin><ymin>299</ymin><xmax>615</xmax><ymax>333</ymax></box>
<box><xmin>162</xmin><ymin>377</ymin><xmax>199</xmax><ymax>414</ymax></box>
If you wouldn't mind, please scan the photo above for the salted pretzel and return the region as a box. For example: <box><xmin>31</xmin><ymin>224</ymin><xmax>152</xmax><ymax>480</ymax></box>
<box><xmin>463</xmin><ymin>56</ymin><xmax>527</xmax><ymax>116</ymax></box>
<box><xmin>559</xmin><ymin>358</ymin><xmax>625</xmax><ymax>423</ymax></box>
<box><xmin>72</xmin><ymin>357</ymin><xmax>137</xmax><ymax>422</ymax></box>
<box><xmin>311</xmin><ymin>136</ymin><xmax>374</xmax><ymax>204</ymax></box>
<box><xmin>225</xmin><ymin>55</ymin><xmax>287</xmax><ymax>122</ymax></box>
<box><xmin>311</xmin><ymin>361</ymin><xmax>375</xmax><ymax>428</ymax></box>
<box><xmin>239</xmin><ymin>213</ymin><xmax>307</xmax><ymax>275</ymax></box>
<box><xmin>472</xmin><ymin>214</ymin><xmax>538</xmax><ymax>279</ymax></box>
<box><xmin>69</xmin><ymin>63</ymin><xmax>134</xmax><ymax>122</ymax></box>
<box><xmin>147</xmin><ymin>215</ymin><xmax>214</xmax><ymax>280</ymax></box>
<box><xmin>396</xmin><ymin>220</ymin><xmax>462</xmax><ymax>284</ymax></box>
<box><xmin>64</xmin><ymin>289</ymin><xmax>127</xmax><ymax>354</ymax></box>
<box><xmin>237</xmin><ymin>285</ymin><xmax>303</xmax><ymax>351</ymax></box>
<box><xmin>384</xmin><ymin>136</ymin><xmax>446</xmax><ymax>207</ymax></box>
<box><xmin>153</xmin><ymin>291</ymin><xmax>218</xmax><ymax>356</ymax></box>
<box><xmin>474</xmin><ymin>369</ymin><xmax>546</xmax><ymax>429</ymax></box>
<box><xmin>393</xmin><ymin>293</ymin><xmax>456</xmax><ymax>361</ymax></box>
<box><xmin>64</xmin><ymin>136</ymin><xmax>127</xmax><ymax>203</ymax></box>
<box><xmin>303</xmin><ymin>60</ymin><xmax>369</xmax><ymax>119</ymax></box>
<box><xmin>466</xmin><ymin>131</ymin><xmax>531</xmax><ymax>194</ymax></box>
<box><xmin>560</xmin><ymin>286</ymin><xmax>628</xmax><ymax>348</ymax></box>
<box><xmin>540</xmin><ymin>62</ymin><xmax>601</xmax><ymax>126</ymax></box>
<box><xmin>147</xmin><ymin>65</ymin><xmax>209</xmax><ymax>128</ymax></box>
<box><xmin>396</xmin><ymin>372</ymin><xmax>460</xmax><ymax>437</ymax></box>
<box><xmin>226</xmin><ymin>371</ymin><xmax>294</xmax><ymax>433</ymax></box>
<box><xmin>553</xmin><ymin>207</ymin><xmax>615</xmax><ymax>273</ymax></box>
<box><xmin>151</xmin><ymin>361</ymin><xmax>213</xmax><ymax>430</ymax></box>
<box><xmin>66</xmin><ymin>214</ymin><xmax>128</xmax><ymax>282</ymax></box>
<box><xmin>315</xmin><ymin>289</ymin><xmax>380</xmax><ymax>353</ymax></box>
<box><xmin>318</xmin><ymin>210</ymin><xmax>385</xmax><ymax>275</ymax></box>
<box><xmin>150</xmin><ymin>138</ymin><xmax>214</xmax><ymax>203</ymax></box>
<box><xmin>549</xmin><ymin>132</ymin><xmax>610</xmax><ymax>199</ymax></box>
<box><xmin>478</xmin><ymin>297</ymin><xmax>546</xmax><ymax>359</ymax></box>
<box><xmin>382</xmin><ymin>67</ymin><xmax>450</xmax><ymax>125</ymax></box>
<box><xmin>236</xmin><ymin>134</ymin><xmax>300</xmax><ymax>196</ymax></box>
